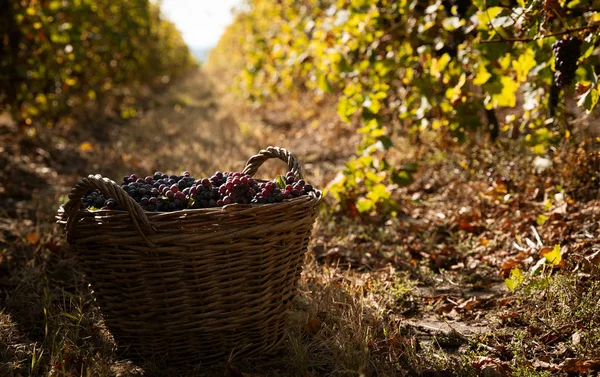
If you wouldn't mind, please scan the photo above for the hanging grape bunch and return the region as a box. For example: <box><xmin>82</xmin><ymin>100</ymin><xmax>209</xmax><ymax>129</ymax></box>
<box><xmin>81</xmin><ymin>170</ymin><xmax>320</xmax><ymax>212</ymax></box>
<box><xmin>552</xmin><ymin>36</ymin><xmax>582</xmax><ymax>87</ymax></box>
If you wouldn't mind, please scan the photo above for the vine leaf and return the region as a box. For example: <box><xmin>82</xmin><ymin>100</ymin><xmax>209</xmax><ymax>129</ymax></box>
<box><xmin>473</xmin><ymin>64</ymin><xmax>492</xmax><ymax>85</ymax></box>
<box><xmin>512</xmin><ymin>48</ymin><xmax>536</xmax><ymax>83</ymax></box>
<box><xmin>541</xmin><ymin>244</ymin><xmax>563</xmax><ymax>266</ymax></box>
<box><xmin>505</xmin><ymin>268</ymin><xmax>524</xmax><ymax>292</ymax></box>
<box><xmin>578</xmin><ymin>87</ymin><xmax>599</xmax><ymax>111</ymax></box>
<box><xmin>491</xmin><ymin>76</ymin><xmax>518</xmax><ymax>107</ymax></box>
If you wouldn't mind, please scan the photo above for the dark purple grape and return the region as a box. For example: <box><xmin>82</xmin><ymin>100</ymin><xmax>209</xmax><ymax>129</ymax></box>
<box><xmin>552</xmin><ymin>37</ymin><xmax>582</xmax><ymax>87</ymax></box>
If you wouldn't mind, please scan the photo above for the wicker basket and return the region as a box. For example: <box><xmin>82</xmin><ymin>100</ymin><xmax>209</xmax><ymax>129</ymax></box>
<box><xmin>58</xmin><ymin>146</ymin><xmax>320</xmax><ymax>366</ymax></box>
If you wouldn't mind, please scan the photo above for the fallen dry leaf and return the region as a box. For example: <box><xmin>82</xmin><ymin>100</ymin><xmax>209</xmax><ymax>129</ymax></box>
<box><xmin>302</xmin><ymin>317</ymin><xmax>322</xmax><ymax>336</ymax></box>
<box><xmin>472</xmin><ymin>356</ymin><xmax>512</xmax><ymax>377</ymax></box>
<box><xmin>26</xmin><ymin>232</ymin><xmax>40</xmax><ymax>244</ymax></box>
<box><xmin>560</xmin><ymin>358</ymin><xmax>600</xmax><ymax>374</ymax></box>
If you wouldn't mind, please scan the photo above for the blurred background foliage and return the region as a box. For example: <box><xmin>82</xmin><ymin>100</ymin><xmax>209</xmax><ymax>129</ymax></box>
<box><xmin>0</xmin><ymin>0</ymin><xmax>197</xmax><ymax>129</ymax></box>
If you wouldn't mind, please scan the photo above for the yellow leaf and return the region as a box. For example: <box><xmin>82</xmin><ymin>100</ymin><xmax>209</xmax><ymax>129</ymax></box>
<box><xmin>473</xmin><ymin>64</ymin><xmax>492</xmax><ymax>85</ymax></box>
<box><xmin>495</xmin><ymin>76</ymin><xmax>517</xmax><ymax>107</ymax></box>
<box><xmin>499</xmin><ymin>53</ymin><xmax>512</xmax><ymax>70</ymax></box>
<box><xmin>477</xmin><ymin>7</ymin><xmax>504</xmax><ymax>29</ymax></box>
<box><xmin>512</xmin><ymin>48</ymin><xmax>536</xmax><ymax>83</ymax></box>
<box><xmin>542</xmin><ymin>244</ymin><xmax>563</xmax><ymax>266</ymax></box>
<box><xmin>430</xmin><ymin>57</ymin><xmax>440</xmax><ymax>78</ymax></box>
<box><xmin>79</xmin><ymin>142</ymin><xmax>94</xmax><ymax>152</ymax></box>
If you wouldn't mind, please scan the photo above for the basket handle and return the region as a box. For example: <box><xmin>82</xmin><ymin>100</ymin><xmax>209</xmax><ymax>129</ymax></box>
<box><xmin>242</xmin><ymin>146</ymin><xmax>303</xmax><ymax>179</ymax></box>
<box><xmin>62</xmin><ymin>174</ymin><xmax>156</xmax><ymax>246</ymax></box>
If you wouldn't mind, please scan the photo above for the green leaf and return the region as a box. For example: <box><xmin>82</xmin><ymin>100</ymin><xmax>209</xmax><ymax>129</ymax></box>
<box><xmin>366</xmin><ymin>184</ymin><xmax>390</xmax><ymax>202</ymax></box>
<box><xmin>578</xmin><ymin>87</ymin><xmax>599</xmax><ymax>111</ymax></box>
<box><xmin>351</xmin><ymin>0</ymin><xmax>369</xmax><ymax>9</ymax></box>
<box><xmin>274</xmin><ymin>175</ymin><xmax>286</xmax><ymax>189</ymax></box>
<box><xmin>337</xmin><ymin>97</ymin><xmax>360</xmax><ymax>122</ymax></box>
<box><xmin>505</xmin><ymin>268</ymin><xmax>524</xmax><ymax>293</ymax></box>
<box><xmin>401</xmin><ymin>162</ymin><xmax>419</xmax><ymax>173</ymax></box>
<box><xmin>377</xmin><ymin>135</ymin><xmax>393</xmax><ymax>150</ymax></box>
<box><xmin>318</xmin><ymin>75</ymin><xmax>333</xmax><ymax>93</ymax></box>
<box><xmin>391</xmin><ymin>170</ymin><xmax>414</xmax><ymax>186</ymax></box>
<box><xmin>542</xmin><ymin>244</ymin><xmax>562</xmax><ymax>266</ymax></box>
<box><xmin>356</xmin><ymin>197</ymin><xmax>375</xmax><ymax>212</ymax></box>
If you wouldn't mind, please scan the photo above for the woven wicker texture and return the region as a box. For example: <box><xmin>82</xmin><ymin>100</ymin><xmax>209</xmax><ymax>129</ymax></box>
<box><xmin>58</xmin><ymin>146</ymin><xmax>320</xmax><ymax>366</ymax></box>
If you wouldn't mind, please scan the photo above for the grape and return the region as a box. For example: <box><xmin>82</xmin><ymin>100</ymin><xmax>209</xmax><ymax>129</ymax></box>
<box><xmin>219</xmin><ymin>172</ymin><xmax>256</xmax><ymax>204</ymax></box>
<box><xmin>81</xmin><ymin>169</ymin><xmax>320</xmax><ymax>212</ymax></box>
<box><xmin>552</xmin><ymin>37</ymin><xmax>582</xmax><ymax>87</ymax></box>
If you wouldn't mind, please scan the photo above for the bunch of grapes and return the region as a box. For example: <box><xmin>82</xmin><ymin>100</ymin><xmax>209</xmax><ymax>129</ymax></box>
<box><xmin>82</xmin><ymin>191</ymin><xmax>112</xmax><ymax>209</ymax></box>
<box><xmin>552</xmin><ymin>37</ymin><xmax>582</xmax><ymax>87</ymax></box>
<box><xmin>81</xmin><ymin>170</ymin><xmax>320</xmax><ymax>212</ymax></box>
<box><xmin>189</xmin><ymin>177</ymin><xmax>220</xmax><ymax>209</ymax></box>
<box><xmin>219</xmin><ymin>172</ymin><xmax>257</xmax><ymax>205</ymax></box>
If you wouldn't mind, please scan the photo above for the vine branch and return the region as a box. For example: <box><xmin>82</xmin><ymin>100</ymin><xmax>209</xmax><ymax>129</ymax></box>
<box><xmin>480</xmin><ymin>23</ymin><xmax>599</xmax><ymax>44</ymax></box>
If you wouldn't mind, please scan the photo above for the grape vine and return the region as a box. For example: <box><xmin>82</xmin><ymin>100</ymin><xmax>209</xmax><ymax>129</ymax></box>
<box><xmin>213</xmin><ymin>0</ymin><xmax>600</xmax><ymax>215</ymax></box>
<box><xmin>0</xmin><ymin>0</ymin><xmax>196</xmax><ymax>128</ymax></box>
